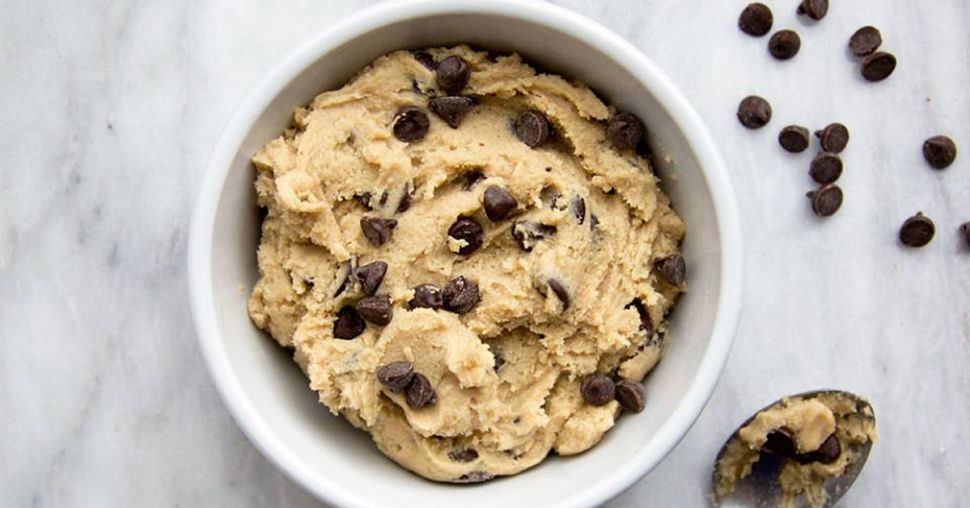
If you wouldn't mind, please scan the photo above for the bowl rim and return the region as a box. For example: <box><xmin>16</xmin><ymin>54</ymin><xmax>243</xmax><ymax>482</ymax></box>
<box><xmin>188</xmin><ymin>0</ymin><xmax>743</xmax><ymax>506</ymax></box>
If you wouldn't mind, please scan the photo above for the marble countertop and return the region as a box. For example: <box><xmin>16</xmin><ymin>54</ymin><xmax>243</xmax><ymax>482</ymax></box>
<box><xmin>2</xmin><ymin>0</ymin><xmax>968</xmax><ymax>506</ymax></box>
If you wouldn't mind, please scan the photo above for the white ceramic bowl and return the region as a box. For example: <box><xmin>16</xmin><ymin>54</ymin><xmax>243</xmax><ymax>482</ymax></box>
<box><xmin>188</xmin><ymin>1</ymin><xmax>742</xmax><ymax>506</ymax></box>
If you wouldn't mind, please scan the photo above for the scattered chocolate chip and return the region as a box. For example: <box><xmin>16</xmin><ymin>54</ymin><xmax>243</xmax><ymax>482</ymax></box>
<box><xmin>807</xmin><ymin>184</ymin><xmax>843</xmax><ymax>217</ymax></box>
<box><xmin>409</xmin><ymin>284</ymin><xmax>444</xmax><ymax>310</ymax></box>
<box><xmin>763</xmin><ymin>428</ymin><xmax>797</xmax><ymax>457</ymax></box>
<box><xmin>778</xmin><ymin>125</ymin><xmax>810</xmax><ymax>153</ymax></box>
<box><xmin>960</xmin><ymin>222</ymin><xmax>970</xmax><ymax>248</ymax></box>
<box><xmin>360</xmin><ymin>217</ymin><xmax>398</xmax><ymax>246</ymax></box>
<box><xmin>492</xmin><ymin>351</ymin><xmax>505</xmax><ymax>371</ymax></box>
<box><xmin>377</xmin><ymin>361</ymin><xmax>414</xmax><ymax>391</ymax></box>
<box><xmin>899</xmin><ymin>212</ymin><xmax>935</xmax><ymax>247</ymax></box>
<box><xmin>353</xmin><ymin>192</ymin><xmax>374</xmax><ymax>210</ymax></box>
<box><xmin>436</xmin><ymin>55</ymin><xmax>470</xmax><ymax>94</ymax></box>
<box><xmin>606</xmin><ymin>112</ymin><xmax>645</xmax><ymax>150</ymax></box>
<box><xmin>429</xmin><ymin>96</ymin><xmax>475</xmax><ymax>128</ymax></box>
<box><xmin>392</xmin><ymin>106</ymin><xmax>430</xmax><ymax>142</ymax></box>
<box><xmin>333</xmin><ymin>260</ymin><xmax>354</xmax><ymax>297</ymax></box>
<box><xmin>396</xmin><ymin>185</ymin><xmax>413</xmax><ymax>213</ymax></box>
<box><xmin>923</xmin><ymin>135</ymin><xmax>958</xmax><ymax>170</ymax></box>
<box><xmin>412</xmin><ymin>51</ymin><xmax>438</xmax><ymax>70</ymax></box>
<box><xmin>861</xmin><ymin>51</ymin><xmax>897</xmax><ymax>82</ymax></box>
<box><xmin>809</xmin><ymin>152</ymin><xmax>844</xmax><ymax>184</ymax></box>
<box><xmin>849</xmin><ymin>26</ymin><xmax>882</xmax><ymax>57</ymax></box>
<box><xmin>796</xmin><ymin>0</ymin><xmax>828</xmax><ymax>21</ymax></box>
<box><xmin>511</xmin><ymin>221</ymin><xmax>557</xmax><ymax>252</ymax></box>
<box><xmin>354</xmin><ymin>261</ymin><xmax>387</xmax><ymax>296</ymax></box>
<box><xmin>448</xmin><ymin>216</ymin><xmax>484</xmax><ymax>255</ymax></box>
<box><xmin>448</xmin><ymin>449</ymin><xmax>479</xmax><ymax>463</ymax></box>
<box><xmin>614</xmin><ymin>380</ymin><xmax>645</xmax><ymax>413</ymax></box>
<box><xmin>570</xmin><ymin>196</ymin><xmax>587</xmax><ymax>224</ymax></box>
<box><xmin>456</xmin><ymin>471</ymin><xmax>494</xmax><ymax>483</ymax></box>
<box><xmin>514</xmin><ymin>111</ymin><xmax>551</xmax><ymax>147</ymax></box>
<box><xmin>768</xmin><ymin>30</ymin><xmax>801</xmax><ymax>60</ymax></box>
<box><xmin>463</xmin><ymin>171</ymin><xmax>485</xmax><ymax>191</ymax></box>
<box><xmin>546</xmin><ymin>278</ymin><xmax>570</xmax><ymax>311</ymax></box>
<box><xmin>355</xmin><ymin>295</ymin><xmax>393</xmax><ymax>326</ymax></box>
<box><xmin>627</xmin><ymin>298</ymin><xmax>654</xmax><ymax>337</ymax></box>
<box><xmin>333</xmin><ymin>306</ymin><xmax>365</xmax><ymax>339</ymax></box>
<box><xmin>483</xmin><ymin>186</ymin><xmax>517</xmax><ymax>222</ymax></box>
<box><xmin>816</xmin><ymin>123</ymin><xmax>850</xmax><ymax>153</ymax></box>
<box><xmin>737</xmin><ymin>96</ymin><xmax>772</xmax><ymax>129</ymax></box>
<box><xmin>405</xmin><ymin>372</ymin><xmax>437</xmax><ymax>409</ymax></box>
<box><xmin>796</xmin><ymin>434</ymin><xmax>841</xmax><ymax>464</ymax></box>
<box><xmin>738</xmin><ymin>3</ymin><xmax>773</xmax><ymax>37</ymax></box>
<box><xmin>580</xmin><ymin>374</ymin><xmax>616</xmax><ymax>406</ymax></box>
<box><xmin>379</xmin><ymin>192</ymin><xmax>389</xmax><ymax>208</ymax></box>
<box><xmin>443</xmin><ymin>276</ymin><xmax>480</xmax><ymax>314</ymax></box>
<box><xmin>655</xmin><ymin>254</ymin><xmax>686</xmax><ymax>287</ymax></box>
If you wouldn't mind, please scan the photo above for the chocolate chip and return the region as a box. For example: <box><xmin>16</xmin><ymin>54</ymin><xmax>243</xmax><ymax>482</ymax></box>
<box><xmin>849</xmin><ymin>26</ymin><xmax>882</xmax><ymax>57</ymax></box>
<box><xmin>807</xmin><ymin>184</ymin><xmax>843</xmax><ymax>217</ymax></box>
<box><xmin>580</xmin><ymin>374</ymin><xmax>615</xmax><ymax>406</ymax></box>
<box><xmin>737</xmin><ymin>96</ymin><xmax>772</xmax><ymax>129</ymax></box>
<box><xmin>333</xmin><ymin>306</ymin><xmax>365</xmax><ymax>339</ymax></box>
<box><xmin>899</xmin><ymin>212</ymin><xmax>935</xmax><ymax>247</ymax></box>
<box><xmin>353</xmin><ymin>192</ymin><xmax>374</xmax><ymax>210</ymax></box>
<box><xmin>768</xmin><ymin>30</ymin><xmax>801</xmax><ymax>60</ymax></box>
<box><xmin>405</xmin><ymin>372</ymin><xmax>437</xmax><ymax>408</ymax></box>
<box><xmin>816</xmin><ymin>123</ymin><xmax>850</xmax><ymax>153</ymax></box>
<box><xmin>606</xmin><ymin>112</ymin><xmax>645</xmax><ymax>150</ymax></box>
<box><xmin>436</xmin><ymin>55</ymin><xmax>470</xmax><ymax>94</ymax></box>
<box><xmin>614</xmin><ymin>380</ymin><xmax>645</xmax><ymax>413</ymax></box>
<box><xmin>960</xmin><ymin>222</ymin><xmax>970</xmax><ymax>248</ymax></box>
<box><xmin>412</xmin><ymin>51</ymin><xmax>438</xmax><ymax>70</ymax></box>
<box><xmin>796</xmin><ymin>0</ymin><xmax>828</xmax><ymax>21</ymax></box>
<box><xmin>443</xmin><ymin>276</ymin><xmax>480</xmax><ymax>314</ymax></box>
<box><xmin>448</xmin><ymin>449</ymin><xmax>479</xmax><ymax>463</ymax></box>
<box><xmin>492</xmin><ymin>351</ymin><xmax>505</xmax><ymax>371</ymax></box>
<box><xmin>861</xmin><ymin>51</ymin><xmax>897</xmax><ymax>82</ymax></box>
<box><xmin>463</xmin><ymin>171</ymin><xmax>485</xmax><ymax>190</ymax></box>
<box><xmin>360</xmin><ymin>217</ymin><xmax>398</xmax><ymax>246</ymax></box>
<box><xmin>377</xmin><ymin>361</ymin><xmax>414</xmax><ymax>391</ymax></box>
<box><xmin>763</xmin><ymin>428</ymin><xmax>797</xmax><ymax>457</ymax></box>
<box><xmin>448</xmin><ymin>216</ymin><xmax>484</xmax><ymax>255</ymax></box>
<box><xmin>392</xmin><ymin>106</ymin><xmax>430</xmax><ymax>142</ymax></box>
<box><xmin>396</xmin><ymin>185</ymin><xmax>413</xmax><ymax>213</ymax></box>
<box><xmin>810</xmin><ymin>152</ymin><xmax>844</xmax><ymax>184</ymax></box>
<box><xmin>429</xmin><ymin>96</ymin><xmax>475</xmax><ymax>128</ymax></box>
<box><xmin>923</xmin><ymin>135</ymin><xmax>958</xmax><ymax>170</ymax></box>
<box><xmin>333</xmin><ymin>260</ymin><xmax>354</xmax><ymax>297</ymax></box>
<box><xmin>409</xmin><ymin>284</ymin><xmax>443</xmax><ymax>310</ymax></box>
<box><xmin>456</xmin><ymin>471</ymin><xmax>493</xmax><ymax>483</ymax></box>
<box><xmin>778</xmin><ymin>125</ymin><xmax>810</xmax><ymax>153</ymax></box>
<box><xmin>546</xmin><ymin>278</ymin><xmax>570</xmax><ymax>311</ymax></box>
<box><xmin>627</xmin><ymin>298</ymin><xmax>654</xmax><ymax>337</ymax></box>
<box><xmin>511</xmin><ymin>221</ymin><xmax>557</xmax><ymax>252</ymax></box>
<box><xmin>738</xmin><ymin>3</ymin><xmax>773</xmax><ymax>37</ymax></box>
<box><xmin>354</xmin><ymin>261</ymin><xmax>387</xmax><ymax>296</ymax></box>
<box><xmin>483</xmin><ymin>186</ymin><xmax>517</xmax><ymax>222</ymax></box>
<box><xmin>514</xmin><ymin>110</ymin><xmax>551</xmax><ymax>147</ymax></box>
<box><xmin>570</xmin><ymin>196</ymin><xmax>586</xmax><ymax>224</ymax></box>
<box><xmin>355</xmin><ymin>295</ymin><xmax>393</xmax><ymax>326</ymax></box>
<box><xmin>655</xmin><ymin>254</ymin><xmax>686</xmax><ymax>287</ymax></box>
<box><xmin>796</xmin><ymin>433</ymin><xmax>841</xmax><ymax>464</ymax></box>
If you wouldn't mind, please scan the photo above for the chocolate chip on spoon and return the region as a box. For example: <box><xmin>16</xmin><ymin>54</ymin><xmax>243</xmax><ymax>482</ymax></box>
<box><xmin>779</xmin><ymin>125</ymin><xmax>810</xmax><ymax>153</ymax></box>
<box><xmin>333</xmin><ymin>306</ymin><xmax>365</xmax><ymax>339</ymax></box>
<box><xmin>807</xmin><ymin>184</ymin><xmax>843</xmax><ymax>217</ymax></box>
<box><xmin>849</xmin><ymin>26</ymin><xmax>882</xmax><ymax>57</ymax></box>
<box><xmin>816</xmin><ymin>123</ymin><xmax>850</xmax><ymax>153</ymax></box>
<box><xmin>738</xmin><ymin>3</ymin><xmax>773</xmax><ymax>37</ymax></box>
<box><xmin>443</xmin><ymin>276</ymin><xmax>480</xmax><ymax>314</ymax></box>
<box><xmin>861</xmin><ymin>52</ymin><xmax>897</xmax><ymax>82</ymax></box>
<box><xmin>355</xmin><ymin>295</ymin><xmax>393</xmax><ymax>326</ymax></box>
<box><xmin>614</xmin><ymin>380</ymin><xmax>645</xmax><ymax>413</ymax></box>
<box><xmin>923</xmin><ymin>135</ymin><xmax>957</xmax><ymax>169</ymax></box>
<box><xmin>514</xmin><ymin>110</ymin><xmax>551</xmax><ymax>147</ymax></box>
<box><xmin>429</xmin><ymin>96</ymin><xmax>475</xmax><ymax>128</ymax></box>
<box><xmin>392</xmin><ymin>106</ymin><xmax>430</xmax><ymax>142</ymax></box>
<box><xmin>409</xmin><ymin>284</ymin><xmax>444</xmax><ymax>309</ymax></box>
<box><xmin>436</xmin><ymin>55</ymin><xmax>470</xmax><ymax>94</ymax></box>
<box><xmin>768</xmin><ymin>30</ymin><xmax>801</xmax><ymax>60</ymax></box>
<box><xmin>355</xmin><ymin>260</ymin><xmax>387</xmax><ymax>295</ymax></box>
<box><xmin>377</xmin><ymin>361</ymin><xmax>414</xmax><ymax>391</ymax></box>
<box><xmin>483</xmin><ymin>186</ymin><xmax>517</xmax><ymax>221</ymax></box>
<box><xmin>405</xmin><ymin>372</ymin><xmax>437</xmax><ymax>408</ymax></box>
<box><xmin>796</xmin><ymin>434</ymin><xmax>841</xmax><ymax>464</ymax></box>
<box><xmin>762</xmin><ymin>428</ymin><xmax>797</xmax><ymax>457</ymax></box>
<box><xmin>655</xmin><ymin>254</ymin><xmax>686</xmax><ymax>287</ymax></box>
<box><xmin>796</xmin><ymin>0</ymin><xmax>828</xmax><ymax>21</ymax></box>
<box><xmin>361</xmin><ymin>217</ymin><xmax>398</xmax><ymax>246</ymax></box>
<box><xmin>580</xmin><ymin>374</ymin><xmax>616</xmax><ymax>406</ymax></box>
<box><xmin>899</xmin><ymin>212</ymin><xmax>935</xmax><ymax>247</ymax></box>
<box><xmin>810</xmin><ymin>152</ymin><xmax>844</xmax><ymax>184</ymax></box>
<box><xmin>737</xmin><ymin>96</ymin><xmax>772</xmax><ymax>129</ymax></box>
<box><xmin>448</xmin><ymin>216</ymin><xmax>484</xmax><ymax>255</ymax></box>
<box><xmin>606</xmin><ymin>112</ymin><xmax>645</xmax><ymax>150</ymax></box>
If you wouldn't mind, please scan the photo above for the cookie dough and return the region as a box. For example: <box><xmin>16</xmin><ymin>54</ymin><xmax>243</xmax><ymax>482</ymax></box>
<box><xmin>247</xmin><ymin>45</ymin><xmax>686</xmax><ymax>482</ymax></box>
<box><xmin>713</xmin><ymin>391</ymin><xmax>877</xmax><ymax>508</ymax></box>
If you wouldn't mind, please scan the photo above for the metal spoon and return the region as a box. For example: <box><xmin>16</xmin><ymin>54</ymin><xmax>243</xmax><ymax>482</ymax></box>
<box><xmin>710</xmin><ymin>390</ymin><xmax>875</xmax><ymax>508</ymax></box>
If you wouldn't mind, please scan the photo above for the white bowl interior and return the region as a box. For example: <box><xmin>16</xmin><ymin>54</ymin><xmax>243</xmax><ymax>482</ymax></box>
<box><xmin>199</xmin><ymin>6</ymin><xmax>731</xmax><ymax>508</ymax></box>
